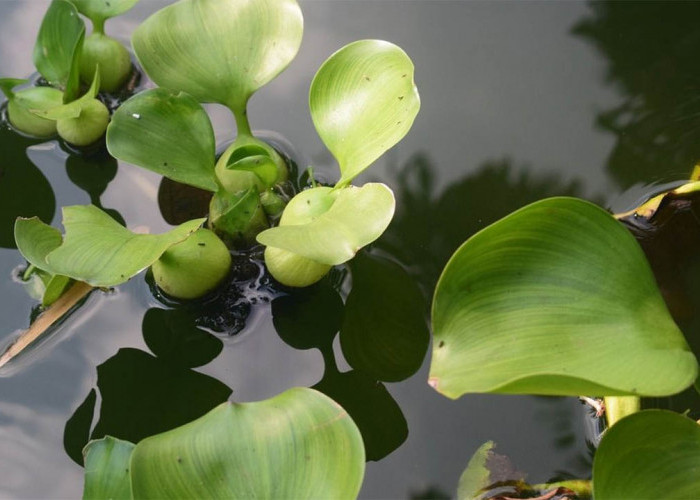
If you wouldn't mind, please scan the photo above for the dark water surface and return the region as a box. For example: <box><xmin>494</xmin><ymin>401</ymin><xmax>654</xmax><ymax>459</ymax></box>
<box><xmin>1</xmin><ymin>1</ymin><xmax>698</xmax><ymax>498</ymax></box>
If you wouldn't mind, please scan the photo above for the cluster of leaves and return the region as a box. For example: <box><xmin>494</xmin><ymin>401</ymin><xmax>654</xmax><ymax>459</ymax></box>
<box><xmin>0</xmin><ymin>0</ymin><xmax>138</xmax><ymax>146</ymax></box>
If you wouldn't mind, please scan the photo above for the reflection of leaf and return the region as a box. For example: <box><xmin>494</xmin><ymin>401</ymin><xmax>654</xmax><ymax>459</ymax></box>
<box><xmin>272</xmin><ymin>280</ymin><xmax>344</xmax><ymax>351</ymax></box>
<box><xmin>340</xmin><ymin>252</ymin><xmax>429</xmax><ymax>382</ymax></box>
<box><xmin>0</xmin><ymin>127</ymin><xmax>55</xmax><ymax>248</ymax></box>
<box><xmin>132</xmin><ymin>0</ymin><xmax>303</xmax><ymax>115</ymax></box>
<box><xmin>129</xmin><ymin>388</ymin><xmax>365</xmax><ymax>498</ymax></box>
<box><xmin>157</xmin><ymin>177</ymin><xmax>212</xmax><ymax>226</ymax></box>
<box><xmin>257</xmin><ymin>183</ymin><xmax>395</xmax><ymax>265</ymax></box>
<box><xmin>82</xmin><ymin>436</ymin><xmax>134</xmax><ymax>500</ymax></box>
<box><xmin>314</xmin><ymin>369</ymin><xmax>407</xmax><ymax>462</ymax></box>
<box><xmin>65</xmin><ymin>148</ymin><xmax>117</xmax><ymax>202</ymax></box>
<box><xmin>310</xmin><ymin>40</ymin><xmax>420</xmax><ymax>185</ymax></box>
<box><xmin>106</xmin><ymin>88</ymin><xmax>218</xmax><ymax>191</ymax></box>
<box><xmin>430</xmin><ymin>197</ymin><xmax>697</xmax><ymax>398</ymax></box>
<box><xmin>142</xmin><ymin>308</ymin><xmax>223</xmax><ymax>368</ymax></box>
<box><xmin>593</xmin><ymin>410</ymin><xmax>700</xmax><ymax>499</ymax></box>
<box><xmin>33</xmin><ymin>0</ymin><xmax>85</xmax><ymax>90</ymax></box>
<box><xmin>16</xmin><ymin>205</ymin><xmax>205</xmax><ymax>287</ymax></box>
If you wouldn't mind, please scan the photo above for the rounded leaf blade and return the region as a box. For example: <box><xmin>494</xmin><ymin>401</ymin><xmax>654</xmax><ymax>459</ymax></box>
<box><xmin>430</xmin><ymin>197</ymin><xmax>697</xmax><ymax>398</ymax></box>
<box><xmin>82</xmin><ymin>436</ymin><xmax>134</xmax><ymax>500</ymax></box>
<box><xmin>71</xmin><ymin>0</ymin><xmax>139</xmax><ymax>23</ymax></box>
<box><xmin>257</xmin><ymin>183</ymin><xmax>395</xmax><ymax>266</ymax></box>
<box><xmin>130</xmin><ymin>387</ymin><xmax>365</xmax><ymax>499</ymax></box>
<box><xmin>107</xmin><ymin>88</ymin><xmax>218</xmax><ymax>191</ymax></box>
<box><xmin>593</xmin><ymin>410</ymin><xmax>700</xmax><ymax>499</ymax></box>
<box><xmin>132</xmin><ymin>0</ymin><xmax>303</xmax><ymax>113</ymax></box>
<box><xmin>310</xmin><ymin>40</ymin><xmax>420</xmax><ymax>185</ymax></box>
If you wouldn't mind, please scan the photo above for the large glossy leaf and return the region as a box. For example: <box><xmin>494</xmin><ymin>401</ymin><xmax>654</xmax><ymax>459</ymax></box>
<box><xmin>107</xmin><ymin>88</ymin><xmax>218</xmax><ymax>191</ymax></box>
<box><xmin>593</xmin><ymin>410</ymin><xmax>700</xmax><ymax>499</ymax></box>
<box><xmin>15</xmin><ymin>205</ymin><xmax>205</xmax><ymax>287</ymax></box>
<box><xmin>257</xmin><ymin>183</ymin><xmax>395</xmax><ymax>266</ymax></box>
<box><xmin>129</xmin><ymin>387</ymin><xmax>365</xmax><ymax>498</ymax></box>
<box><xmin>132</xmin><ymin>0</ymin><xmax>303</xmax><ymax>115</ymax></box>
<box><xmin>71</xmin><ymin>0</ymin><xmax>139</xmax><ymax>24</ymax></box>
<box><xmin>82</xmin><ymin>436</ymin><xmax>134</xmax><ymax>500</ymax></box>
<box><xmin>310</xmin><ymin>40</ymin><xmax>420</xmax><ymax>186</ymax></box>
<box><xmin>430</xmin><ymin>197</ymin><xmax>697</xmax><ymax>398</ymax></box>
<box><xmin>33</xmin><ymin>0</ymin><xmax>85</xmax><ymax>89</ymax></box>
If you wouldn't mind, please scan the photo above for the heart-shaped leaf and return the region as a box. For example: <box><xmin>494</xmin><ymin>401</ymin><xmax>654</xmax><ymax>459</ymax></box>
<box><xmin>33</xmin><ymin>0</ymin><xmax>85</xmax><ymax>90</ymax></box>
<box><xmin>430</xmin><ymin>197</ymin><xmax>697</xmax><ymax>398</ymax></box>
<box><xmin>132</xmin><ymin>0</ymin><xmax>303</xmax><ymax>117</ymax></box>
<box><xmin>70</xmin><ymin>0</ymin><xmax>139</xmax><ymax>25</ymax></box>
<box><xmin>15</xmin><ymin>205</ymin><xmax>205</xmax><ymax>287</ymax></box>
<box><xmin>83</xmin><ymin>436</ymin><xmax>134</xmax><ymax>500</ymax></box>
<box><xmin>107</xmin><ymin>88</ymin><xmax>218</xmax><ymax>192</ymax></box>
<box><xmin>310</xmin><ymin>40</ymin><xmax>420</xmax><ymax>186</ymax></box>
<box><xmin>593</xmin><ymin>410</ymin><xmax>700</xmax><ymax>499</ymax></box>
<box><xmin>257</xmin><ymin>183</ymin><xmax>395</xmax><ymax>266</ymax></box>
<box><xmin>129</xmin><ymin>387</ymin><xmax>365</xmax><ymax>498</ymax></box>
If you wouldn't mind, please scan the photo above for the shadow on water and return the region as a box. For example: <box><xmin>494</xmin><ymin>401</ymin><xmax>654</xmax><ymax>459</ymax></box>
<box><xmin>63</xmin><ymin>307</ymin><xmax>232</xmax><ymax>465</ymax></box>
<box><xmin>0</xmin><ymin>122</ymin><xmax>55</xmax><ymax>248</ymax></box>
<box><xmin>272</xmin><ymin>251</ymin><xmax>430</xmax><ymax>462</ymax></box>
<box><xmin>573</xmin><ymin>1</ymin><xmax>700</xmax><ymax>188</ymax></box>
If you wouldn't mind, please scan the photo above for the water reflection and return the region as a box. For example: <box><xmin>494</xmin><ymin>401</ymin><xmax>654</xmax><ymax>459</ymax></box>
<box><xmin>574</xmin><ymin>1</ymin><xmax>700</xmax><ymax>188</ymax></box>
<box><xmin>271</xmin><ymin>259</ymin><xmax>429</xmax><ymax>462</ymax></box>
<box><xmin>0</xmin><ymin>121</ymin><xmax>55</xmax><ymax>248</ymax></box>
<box><xmin>380</xmin><ymin>154</ymin><xmax>589</xmax><ymax>292</ymax></box>
<box><xmin>63</xmin><ymin>308</ymin><xmax>232</xmax><ymax>465</ymax></box>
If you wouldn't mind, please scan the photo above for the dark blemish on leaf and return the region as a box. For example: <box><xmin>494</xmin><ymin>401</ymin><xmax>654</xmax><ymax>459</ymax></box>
<box><xmin>398</xmin><ymin>96</ymin><xmax>404</xmax><ymax>100</ymax></box>
<box><xmin>438</xmin><ymin>341</ymin><xmax>445</xmax><ymax>348</ymax></box>
<box><xmin>106</xmin><ymin>1</ymin><xmax>111</xmax><ymax>6</ymax></box>
<box><xmin>397</xmin><ymin>121</ymin><xmax>401</xmax><ymax>125</ymax></box>
<box><xmin>306</xmin><ymin>200</ymin><xmax>310</xmax><ymax>204</ymax></box>
<box><xmin>177</xmin><ymin>457</ymin><xmax>182</xmax><ymax>463</ymax></box>
<box><xmin>120</xmin><ymin>274</ymin><xmax>124</xmax><ymax>278</ymax></box>
<box><xmin>364</xmin><ymin>75</ymin><xmax>371</xmax><ymax>81</ymax></box>
<box><xmin>402</xmin><ymin>74</ymin><xmax>407</xmax><ymax>78</ymax></box>
<box><xmin>163</xmin><ymin>162</ymin><xmax>168</xmax><ymax>167</ymax></box>
<box><xmin>198</xmin><ymin>242</ymin><xmax>206</xmax><ymax>247</ymax></box>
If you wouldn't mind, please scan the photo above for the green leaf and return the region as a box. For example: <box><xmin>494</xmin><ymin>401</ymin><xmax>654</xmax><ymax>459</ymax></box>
<box><xmin>209</xmin><ymin>188</ymin><xmax>269</xmax><ymax>245</ymax></box>
<box><xmin>310</xmin><ymin>40</ymin><xmax>420</xmax><ymax>186</ymax></box>
<box><xmin>340</xmin><ymin>252</ymin><xmax>429</xmax><ymax>382</ymax></box>
<box><xmin>430</xmin><ymin>197</ymin><xmax>697</xmax><ymax>398</ymax></box>
<box><xmin>257</xmin><ymin>183</ymin><xmax>395</xmax><ymax>266</ymax></box>
<box><xmin>42</xmin><ymin>274</ymin><xmax>72</xmax><ymax>306</ymax></box>
<box><xmin>70</xmin><ymin>0</ymin><xmax>139</xmax><ymax>24</ymax></box>
<box><xmin>82</xmin><ymin>436</ymin><xmax>134</xmax><ymax>500</ymax></box>
<box><xmin>0</xmin><ymin>78</ymin><xmax>28</xmax><ymax>98</ymax></box>
<box><xmin>16</xmin><ymin>205</ymin><xmax>205</xmax><ymax>287</ymax></box>
<box><xmin>33</xmin><ymin>68</ymin><xmax>100</xmax><ymax>121</ymax></box>
<box><xmin>107</xmin><ymin>88</ymin><xmax>218</xmax><ymax>192</ymax></box>
<box><xmin>593</xmin><ymin>410</ymin><xmax>700</xmax><ymax>499</ymax></box>
<box><xmin>33</xmin><ymin>0</ymin><xmax>85</xmax><ymax>89</ymax></box>
<box><xmin>129</xmin><ymin>387</ymin><xmax>365</xmax><ymax>498</ymax></box>
<box><xmin>132</xmin><ymin>0</ymin><xmax>303</xmax><ymax>116</ymax></box>
<box><xmin>457</xmin><ymin>441</ymin><xmax>496</xmax><ymax>500</ymax></box>
<box><xmin>14</xmin><ymin>217</ymin><xmax>63</xmax><ymax>273</ymax></box>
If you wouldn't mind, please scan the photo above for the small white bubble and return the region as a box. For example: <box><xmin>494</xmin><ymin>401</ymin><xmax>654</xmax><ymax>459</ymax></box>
<box><xmin>132</xmin><ymin>113</ymin><xmax>141</xmax><ymax>119</ymax></box>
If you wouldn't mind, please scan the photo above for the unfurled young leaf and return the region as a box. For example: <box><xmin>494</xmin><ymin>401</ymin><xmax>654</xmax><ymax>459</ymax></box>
<box><xmin>430</xmin><ymin>197</ymin><xmax>697</xmax><ymax>398</ymax></box>
<box><xmin>310</xmin><ymin>40</ymin><xmax>420</xmax><ymax>186</ymax></box>
<box><xmin>82</xmin><ymin>436</ymin><xmax>134</xmax><ymax>500</ymax></box>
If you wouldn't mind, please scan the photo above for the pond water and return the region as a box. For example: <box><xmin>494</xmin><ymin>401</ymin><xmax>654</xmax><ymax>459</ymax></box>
<box><xmin>1</xmin><ymin>1</ymin><xmax>699</xmax><ymax>498</ymax></box>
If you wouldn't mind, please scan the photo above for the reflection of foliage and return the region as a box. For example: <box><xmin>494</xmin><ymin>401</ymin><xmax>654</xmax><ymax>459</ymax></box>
<box><xmin>0</xmin><ymin>123</ymin><xmax>55</xmax><ymax>248</ymax></box>
<box><xmin>271</xmin><ymin>254</ymin><xmax>429</xmax><ymax>461</ymax></box>
<box><xmin>380</xmin><ymin>155</ymin><xmax>586</xmax><ymax>292</ymax></box>
<box><xmin>573</xmin><ymin>1</ymin><xmax>700</xmax><ymax>187</ymax></box>
<box><xmin>63</xmin><ymin>308</ymin><xmax>232</xmax><ymax>465</ymax></box>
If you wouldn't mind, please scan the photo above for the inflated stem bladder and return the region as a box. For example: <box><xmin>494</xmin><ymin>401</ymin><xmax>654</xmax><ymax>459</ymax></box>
<box><xmin>79</xmin><ymin>33</ymin><xmax>131</xmax><ymax>92</ymax></box>
<box><xmin>152</xmin><ymin>228</ymin><xmax>231</xmax><ymax>300</ymax></box>
<box><xmin>429</xmin><ymin>197</ymin><xmax>697</xmax><ymax>398</ymax></box>
<box><xmin>6</xmin><ymin>86</ymin><xmax>63</xmax><ymax>137</ymax></box>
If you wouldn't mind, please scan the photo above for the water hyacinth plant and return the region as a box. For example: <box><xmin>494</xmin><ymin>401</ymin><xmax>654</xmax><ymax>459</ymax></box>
<box><xmin>0</xmin><ymin>0</ymin><xmax>138</xmax><ymax>144</ymax></box>
<box><xmin>107</xmin><ymin>0</ymin><xmax>420</xmax><ymax>289</ymax></box>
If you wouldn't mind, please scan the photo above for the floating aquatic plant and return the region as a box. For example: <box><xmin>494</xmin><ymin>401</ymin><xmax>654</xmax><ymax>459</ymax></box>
<box><xmin>0</xmin><ymin>0</ymin><xmax>138</xmax><ymax>143</ymax></box>
<box><xmin>13</xmin><ymin>204</ymin><xmax>230</xmax><ymax>300</ymax></box>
